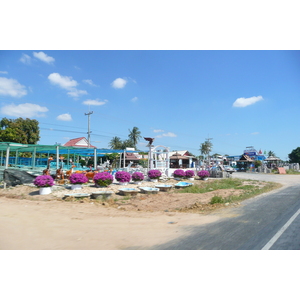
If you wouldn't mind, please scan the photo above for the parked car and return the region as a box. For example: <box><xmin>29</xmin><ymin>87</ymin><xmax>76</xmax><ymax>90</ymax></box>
<box><xmin>224</xmin><ymin>166</ymin><xmax>236</xmax><ymax>172</ymax></box>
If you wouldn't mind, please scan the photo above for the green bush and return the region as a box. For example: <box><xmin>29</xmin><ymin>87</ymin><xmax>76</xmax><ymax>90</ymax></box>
<box><xmin>210</xmin><ymin>196</ymin><xmax>224</xmax><ymax>204</ymax></box>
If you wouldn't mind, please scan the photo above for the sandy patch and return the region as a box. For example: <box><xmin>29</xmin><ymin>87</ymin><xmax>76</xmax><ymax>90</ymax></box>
<box><xmin>0</xmin><ymin>178</ymin><xmax>272</xmax><ymax>250</ymax></box>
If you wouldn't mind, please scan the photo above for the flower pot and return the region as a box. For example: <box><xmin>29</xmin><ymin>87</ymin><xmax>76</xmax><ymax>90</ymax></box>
<box><xmin>202</xmin><ymin>177</ymin><xmax>208</xmax><ymax>181</ymax></box>
<box><xmin>150</xmin><ymin>179</ymin><xmax>158</xmax><ymax>183</ymax></box>
<box><xmin>95</xmin><ymin>183</ymin><xmax>109</xmax><ymax>188</ymax></box>
<box><xmin>71</xmin><ymin>184</ymin><xmax>82</xmax><ymax>190</ymax></box>
<box><xmin>188</xmin><ymin>177</ymin><xmax>195</xmax><ymax>181</ymax></box>
<box><xmin>119</xmin><ymin>182</ymin><xmax>128</xmax><ymax>185</ymax></box>
<box><xmin>39</xmin><ymin>187</ymin><xmax>52</xmax><ymax>195</ymax></box>
<box><xmin>174</xmin><ymin>177</ymin><xmax>183</xmax><ymax>181</ymax></box>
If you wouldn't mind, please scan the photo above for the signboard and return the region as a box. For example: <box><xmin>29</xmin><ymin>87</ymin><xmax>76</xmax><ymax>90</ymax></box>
<box><xmin>244</xmin><ymin>151</ymin><xmax>257</xmax><ymax>156</ymax></box>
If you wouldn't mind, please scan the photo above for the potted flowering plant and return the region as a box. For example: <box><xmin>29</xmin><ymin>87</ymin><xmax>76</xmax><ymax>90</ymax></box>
<box><xmin>147</xmin><ymin>169</ymin><xmax>162</xmax><ymax>182</ymax></box>
<box><xmin>33</xmin><ymin>175</ymin><xmax>54</xmax><ymax>195</ymax></box>
<box><xmin>131</xmin><ymin>171</ymin><xmax>144</xmax><ymax>184</ymax></box>
<box><xmin>173</xmin><ymin>169</ymin><xmax>185</xmax><ymax>180</ymax></box>
<box><xmin>115</xmin><ymin>171</ymin><xmax>131</xmax><ymax>185</ymax></box>
<box><xmin>197</xmin><ymin>170</ymin><xmax>210</xmax><ymax>180</ymax></box>
<box><xmin>93</xmin><ymin>172</ymin><xmax>114</xmax><ymax>187</ymax></box>
<box><xmin>185</xmin><ymin>170</ymin><xmax>195</xmax><ymax>180</ymax></box>
<box><xmin>69</xmin><ymin>173</ymin><xmax>88</xmax><ymax>190</ymax></box>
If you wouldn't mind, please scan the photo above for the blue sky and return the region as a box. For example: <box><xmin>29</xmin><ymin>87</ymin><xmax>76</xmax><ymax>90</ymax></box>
<box><xmin>0</xmin><ymin>50</ymin><xmax>299</xmax><ymax>160</ymax></box>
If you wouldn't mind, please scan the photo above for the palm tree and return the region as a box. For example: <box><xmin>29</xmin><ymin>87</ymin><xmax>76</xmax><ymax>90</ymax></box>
<box><xmin>109</xmin><ymin>136</ymin><xmax>123</xmax><ymax>149</ymax></box>
<box><xmin>268</xmin><ymin>151</ymin><xmax>276</xmax><ymax>157</ymax></box>
<box><xmin>128</xmin><ymin>126</ymin><xmax>141</xmax><ymax>148</ymax></box>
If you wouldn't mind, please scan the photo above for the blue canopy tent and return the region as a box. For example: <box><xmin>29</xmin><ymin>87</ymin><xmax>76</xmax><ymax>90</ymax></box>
<box><xmin>0</xmin><ymin>142</ymin><xmax>136</xmax><ymax>169</ymax></box>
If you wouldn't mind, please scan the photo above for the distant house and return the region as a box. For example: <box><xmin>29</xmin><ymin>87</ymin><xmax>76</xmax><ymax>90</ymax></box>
<box><xmin>157</xmin><ymin>150</ymin><xmax>197</xmax><ymax>168</ymax></box>
<box><xmin>63</xmin><ymin>137</ymin><xmax>96</xmax><ymax>148</ymax></box>
<box><xmin>236</xmin><ymin>154</ymin><xmax>254</xmax><ymax>172</ymax></box>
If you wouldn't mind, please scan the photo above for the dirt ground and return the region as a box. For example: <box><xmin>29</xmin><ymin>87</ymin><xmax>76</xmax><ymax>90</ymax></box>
<box><xmin>0</xmin><ymin>176</ymin><xmax>280</xmax><ymax>250</ymax></box>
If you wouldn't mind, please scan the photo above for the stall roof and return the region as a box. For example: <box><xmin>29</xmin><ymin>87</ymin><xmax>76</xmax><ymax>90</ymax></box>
<box><xmin>0</xmin><ymin>142</ymin><xmax>137</xmax><ymax>155</ymax></box>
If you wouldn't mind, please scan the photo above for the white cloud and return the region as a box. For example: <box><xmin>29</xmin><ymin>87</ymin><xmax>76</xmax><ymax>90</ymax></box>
<box><xmin>57</xmin><ymin>113</ymin><xmax>72</xmax><ymax>121</ymax></box>
<box><xmin>67</xmin><ymin>89</ymin><xmax>88</xmax><ymax>98</ymax></box>
<box><xmin>0</xmin><ymin>71</ymin><xmax>8</xmax><ymax>74</ymax></box>
<box><xmin>0</xmin><ymin>77</ymin><xmax>27</xmax><ymax>97</ymax></box>
<box><xmin>111</xmin><ymin>78</ymin><xmax>127</xmax><ymax>89</ymax></box>
<box><xmin>48</xmin><ymin>73</ymin><xmax>77</xmax><ymax>90</ymax></box>
<box><xmin>156</xmin><ymin>132</ymin><xmax>177</xmax><ymax>138</ymax></box>
<box><xmin>153</xmin><ymin>129</ymin><xmax>164</xmax><ymax>133</ymax></box>
<box><xmin>83</xmin><ymin>79</ymin><xmax>98</xmax><ymax>86</ymax></box>
<box><xmin>0</xmin><ymin>103</ymin><xmax>48</xmax><ymax>118</ymax></box>
<box><xmin>251</xmin><ymin>132</ymin><xmax>259</xmax><ymax>135</ymax></box>
<box><xmin>20</xmin><ymin>54</ymin><xmax>31</xmax><ymax>65</ymax></box>
<box><xmin>48</xmin><ymin>73</ymin><xmax>87</xmax><ymax>98</ymax></box>
<box><xmin>233</xmin><ymin>96</ymin><xmax>263</xmax><ymax>107</ymax></box>
<box><xmin>83</xmin><ymin>99</ymin><xmax>108</xmax><ymax>106</ymax></box>
<box><xmin>131</xmin><ymin>97</ymin><xmax>138</xmax><ymax>102</ymax></box>
<box><xmin>33</xmin><ymin>51</ymin><xmax>55</xmax><ymax>64</ymax></box>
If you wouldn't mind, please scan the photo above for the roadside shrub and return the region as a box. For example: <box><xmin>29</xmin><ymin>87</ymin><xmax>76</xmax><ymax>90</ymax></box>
<box><xmin>115</xmin><ymin>171</ymin><xmax>131</xmax><ymax>183</ymax></box>
<box><xmin>148</xmin><ymin>169</ymin><xmax>162</xmax><ymax>179</ymax></box>
<box><xmin>69</xmin><ymin>173</ymin><xmax>89</xmax><ymax>184</ymax></box>
<box><xmin>198</xmin><ymin>170</ymin><xmax>210</xmax><ymax>178</ymax></box>
<box><xmin>173</xmin><ymin>169</ymin><xmax>185</xmax><ymax>178</ymax></box>
<box><xmin>210</xmin><ymin>195</ymin><xmax>224</xmax><ymax>204</ymax></box>
<box><xmin>33</xmin><ymin>175</ymin><xmax>54</xmax><ymax>187</ymax></box>
<box><xmin>185</xmin><ymin>170</ymin><xmax>195</xmax><ymax>178</ymax></box>
<box><xmin>131</xmin><ymin>171</ymin><xmax>144</xmax><ymax>182</ymax></box>
<box><xmin>93</xmin><ymin>172</ymin><xmax>114</xmax><ymax>187</ymax></box>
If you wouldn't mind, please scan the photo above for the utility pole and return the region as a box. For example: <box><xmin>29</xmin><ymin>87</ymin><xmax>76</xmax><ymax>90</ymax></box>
<box><xmin>85</xmin><ymin>111</ymin><xmax>93</xmax><ymax>148</ymax></box>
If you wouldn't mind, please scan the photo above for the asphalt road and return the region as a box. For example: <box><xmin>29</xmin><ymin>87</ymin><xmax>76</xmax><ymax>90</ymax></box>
<box><xmin>150</xmin><ymin>173</ymin><xmax>300</xmax><ymax>250</ymax></box>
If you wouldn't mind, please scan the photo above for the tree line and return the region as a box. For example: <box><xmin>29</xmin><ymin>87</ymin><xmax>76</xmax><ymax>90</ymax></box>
<box><xmin>1</xmin><ymin>117</ymin><xmax>300</xmax><ymax>164</ymax></box>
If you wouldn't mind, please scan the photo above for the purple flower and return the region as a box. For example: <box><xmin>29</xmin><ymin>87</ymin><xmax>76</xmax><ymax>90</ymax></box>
<box><xmin>197</xmin><ymin>170</ymin><xmax>210</xmax><ymax>178</ymax></box>
<box><xmin>173</xmin><ymin>169</ymin><xmax>185</xmax><ymax>178</ymax></box>
<box><xmin>185</xmin><ymin>170</ymin><xmax>195</xmax><ymax>178</ymax></box>
<box><xmin>93</xmin><ymin>172</ymin><xmax>114</xmax><ymax>187</ymax></box>
<box><xmin>115</xmin><ymin>171</ymin><xmax>131</xmax><ymax>183</ymax></box>
<box><xmin>132</xmin><ymin>171</ymin><xmax>144</xmax><ymax>182</ymax></box>
<box><xmin>69</xmin><ymin>173</ymin><xmax>89</xmax><ymax>184</ymax></box>
<box><xmin>148</xmin><ymin>169</ymin><xmax>162</xmax><ymax>179</ymax></box>
<box><xmin>33</xmin><ymin>175</ymin><xmax>54</xmax><ymax>187</ymax></box>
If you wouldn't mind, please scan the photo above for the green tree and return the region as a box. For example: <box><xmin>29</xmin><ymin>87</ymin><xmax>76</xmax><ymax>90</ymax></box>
<box><xmin>109</xmin><ymin>136</ymin><xmax>123</xmax><ymax>149</ymax></box>
<box><xmin>0</xmin><ymin>117</ymin><xmax>40</xmax><ymax>144</ymax></box>
<box><xmin>121</xmin><ymin>139</ymin><xmax>135</xmax><ymax>149</ymax></box>
<box><xmin>254</xmin><ymin>160</ymin><xmax>262</xmax><ymax>168</ymax></box>
<box><xmin>200</xmin><ymin>140</ymin><xmax>213</xmax><ymax>160</ymax></box>
<box><xmin>128</xmin><ymin>126</ymin><xmax>141</xmax><ymax>148</ymax></box>
<box><xmin>268</xmin><ymin>151</ymin><xmax>276</xmax><ymax>157</ymax></box>
<box><xmin>288</xmin><ymin>147</ymin><xmax>300</xmax><ymax>164</ymax></box>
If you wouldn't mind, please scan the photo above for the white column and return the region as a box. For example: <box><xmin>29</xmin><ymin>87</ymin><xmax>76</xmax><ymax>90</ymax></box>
<box><xmin>56</xmin><ymin>145</ymin><xmax>59</xmax><ymax>169</ymax></box>
<box><xmin>15</xmin><ymin>150</ymin><xmax>18</xmax><ymax>166</ymax></box>
<box><xmin>5</xmin><ymin>146</ymin><xmax>10</xmax><ymax>169</ymax></box>
<box><xmin>123</xmin><ymin>150</ymin><xmax>126</xmax><ymax>168</ymax></box>
<box><xmin>32</xmin><ymin>147</ymin><xmax>36</xmax><ymax>168</ymax></box>
<box><xmin>94</xmin><ymin>148</ymin><xmax>97</xmax><ymax>169</ymax></box>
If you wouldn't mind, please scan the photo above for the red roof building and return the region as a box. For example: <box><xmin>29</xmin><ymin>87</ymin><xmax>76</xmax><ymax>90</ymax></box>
<box><xmin>63</xmin><ymin>137</ymin><xmax>96</xmax><ymax>148</ymax></box>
